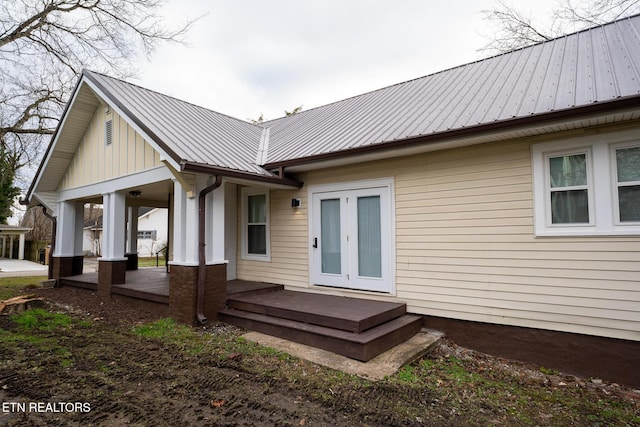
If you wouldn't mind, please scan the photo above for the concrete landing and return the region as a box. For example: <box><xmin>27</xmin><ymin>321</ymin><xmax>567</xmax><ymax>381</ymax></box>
<box><xmin>243</xmin><ymin>328</ymin><xmax>443</xmax><ymax>381</ymax></box>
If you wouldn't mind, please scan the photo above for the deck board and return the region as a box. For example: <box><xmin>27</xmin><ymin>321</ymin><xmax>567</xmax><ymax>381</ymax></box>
<box><xmin>227</xmin><ymin>290</ymin><xmax>406</xmax><ymax>333</ymax></box>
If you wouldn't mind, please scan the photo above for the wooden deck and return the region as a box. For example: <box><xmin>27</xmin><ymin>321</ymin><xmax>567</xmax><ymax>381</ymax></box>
<box><xmin>58</xmin><ymin>270</ymin><xmax>281</xmax><ymax>304</ymax></box>
<box><xmin>221</xmin><ymin>290</ymin><xmax>422</xmax><ymax>361</ymax></box>
<box><xmin>58</xmin><ymin>271</ymin><xmax>421</xmax><ymax>360</ymax></box>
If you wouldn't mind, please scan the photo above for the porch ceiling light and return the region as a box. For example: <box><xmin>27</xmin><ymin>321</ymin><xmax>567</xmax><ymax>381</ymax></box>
<box><xmin>129</xmin><ymin>191</ymin><xmax>142</xmax><ymax>198</ymax></box>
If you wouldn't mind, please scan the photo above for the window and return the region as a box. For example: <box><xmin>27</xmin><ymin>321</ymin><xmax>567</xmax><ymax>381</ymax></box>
<box><xmin>241</xmin><ymin>187</ymin><xmax>270</xmax><ymax>260</ymax></box>
<box><xmin>532</xmin><ymin>132</ymin><xmax>640</xmax><ymax>236</ymax></box>
<box><xmin>547</xmin><ymin>151</ymin><xmax>591</xmax><ymax>224</ymax></box>
<box><xmin>614</xmin><ymin>144</ymin><xmax>640</xmax><ymax>223</ymax></box>
<box><xmin>137</xmin><ymin>230</ymin><xmax>157</xmax><ymax>240</ymax></box>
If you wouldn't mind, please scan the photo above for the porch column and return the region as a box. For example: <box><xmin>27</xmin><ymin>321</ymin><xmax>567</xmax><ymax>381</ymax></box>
<box><xmin>125</xmin><ymin>205</ymin><xmax>139</xmax><ymax>270</ymax></box>
<box><xmin>18</xmin><ymin>233</ymin><xmax>25</xmax><ymax>260</ymax></box>
<box><xmin>98</xmin><ymin>191</ymin><xmax>127</xmax><ymax>296</ymax></box>
<box><xmin>52</xmin><ymin>201</ymin><xmax>83</xmax><ymax>278</ymax></box>
<box><xmin>8</xmin><ymin>236</ymin><xmax>13</xmax><ymax>259</ymax></box>
<box><xmin>169</xmin><ymin>177</ymin><xmax>227</xmax><ymax>325</ymax></box>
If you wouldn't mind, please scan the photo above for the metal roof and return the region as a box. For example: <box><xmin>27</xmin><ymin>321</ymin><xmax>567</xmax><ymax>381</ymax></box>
<box><xmin>263</xmin><ymin>15</ymin><xmax>640</xmax><ymax>166</ymax></box>
<box><xmin>27</xmin><ymin>14</ymin><xmax>640</xmax><ymax>201</ymax></box>
<box><xmin>83</xmin><ymin>71</ymin><xmax>270</xmax><ymax>176</ymax></box>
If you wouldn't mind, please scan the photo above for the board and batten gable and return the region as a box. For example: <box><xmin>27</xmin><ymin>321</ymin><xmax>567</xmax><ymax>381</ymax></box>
<box><xmin>58</xmin><ymin>107</ymin><xmax>162</xmax><ymax>190</ymax></box>
<box><xmin>235</xmin><ymin>126</ymin><xmax>640</xmax><ymax>342</ymax></box>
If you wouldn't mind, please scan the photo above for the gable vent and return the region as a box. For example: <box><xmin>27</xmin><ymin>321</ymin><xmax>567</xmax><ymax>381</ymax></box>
<box><xmin>105</xmin><ymin>119</ymin><xmax>113</xmax><ymax>145</ymax></box>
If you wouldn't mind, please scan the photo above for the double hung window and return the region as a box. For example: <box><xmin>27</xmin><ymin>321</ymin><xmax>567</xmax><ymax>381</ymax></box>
<box><xmin>532</xmin><ymin>133</ymin><xmax>640</xmax><ymax>236</ymax></box>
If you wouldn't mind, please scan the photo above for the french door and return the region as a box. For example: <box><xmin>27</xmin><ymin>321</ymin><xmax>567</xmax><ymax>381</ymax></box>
<box><xmin>311</xmin><ymin>182</ymin><xmax>392</xmax><ymax>293</ymax></box>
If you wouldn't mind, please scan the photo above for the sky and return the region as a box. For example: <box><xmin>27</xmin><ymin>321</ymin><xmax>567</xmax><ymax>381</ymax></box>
<box><xmin>133</xmin><ymin>0</ymin><xmax>559</xmax><ymax>122</ymax></box>
<box><xmin>10</xmin><ymin>0</ymin><xmax>560</xmax><ymax>224</ymax></box>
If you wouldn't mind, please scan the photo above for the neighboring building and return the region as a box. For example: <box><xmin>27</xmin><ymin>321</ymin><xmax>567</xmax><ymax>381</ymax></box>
<box><xmin>82</xmin><ymin>207</ymin><xmax>168</xmax><ymax>257</ymax></box>
<box><xmin>23</xmin><ymin>16</ymin><xmax>640</xmax><ymax>384</ymax></box>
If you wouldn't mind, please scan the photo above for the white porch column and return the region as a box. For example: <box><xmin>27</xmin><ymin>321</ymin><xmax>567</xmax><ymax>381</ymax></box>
<box><xmin>8</xmin><ymin>236</ymin><xmax>13</xmax><ymax>259</ymax></box>
<box><xmin>101</xmin><ymin>191</ymin><xmax>127</xmax><ymax>260</ymax></box>
<box><xmin>171</xmin><ymin>180</ymin><xmax>199</xmax><ymax>264</ymax></box>
<box><xmin>126</xmin><ymin>206</ymin><xmax>139</xmax><ymax>254</ymax></box>
<box><xmin>18</xmin><ymin>233</ymin><xmax>25</xmax><ymax>260</ymax></box>
<box><xmin>55</xmin><ymin>201</ymin><xmax>79</xmax><ymax>257</ymax></box>
<box><xmin>206</xmin><ymin>182</ymin><xmax>227</xmax><ymax>263</ymax></box>
<box><xmin>74</xmin><ymin>203</ymin><xmax>85</xmax><ymax>256</ymax></box>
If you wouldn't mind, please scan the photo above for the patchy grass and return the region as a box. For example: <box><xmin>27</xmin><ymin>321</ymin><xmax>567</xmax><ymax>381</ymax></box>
<box><xmin>0</xmin><ymin>276</ymin><xmax>48</xmax><ymax>300</ymax></box>
<box><xmin>137</xmin><ymin>256</ymin><xmax>166</xmax><ymax>268</ymax></box>
<box><xmin>2</xmin><ymin>309</ymin><xmax>639</xmax><ymax>426</ymax></box>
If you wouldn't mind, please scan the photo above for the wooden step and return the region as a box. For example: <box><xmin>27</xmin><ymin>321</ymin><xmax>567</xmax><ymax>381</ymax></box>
<box><xmin>219</xmin><ymin>308</ymin><xmax>422</xmax><ymax>361</ymax></box>
<box><xmin>227</xmin><ymin>290</ymin><xmax>406</xmax><ymax>333</ymax></box>
<box><xmin>59</xmin><ymin>277</ymin><xmax>97</xmax><ymax>291</ymax></box>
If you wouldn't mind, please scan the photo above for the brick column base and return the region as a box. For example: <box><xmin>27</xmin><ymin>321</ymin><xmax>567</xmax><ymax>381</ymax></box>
<box><xmin>98</xmin><ymin>260</ymin><xmax>127</xmax><ymax>298</ymax></box>
<box><xmin>169</xmin><ymin>263</ymin><xmax>227</xmax><ymax>326</ymax></box>
<box><xmin>51</xmin><ymin>256</ymin><xmax>75</xmax><ymax>279</ymax></box>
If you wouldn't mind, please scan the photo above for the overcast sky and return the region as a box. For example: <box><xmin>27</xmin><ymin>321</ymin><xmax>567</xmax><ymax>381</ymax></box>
<box><xmin>133</xmin><ymin>0</ymin><xmax>559</xmax><ymax>122</ymax></box>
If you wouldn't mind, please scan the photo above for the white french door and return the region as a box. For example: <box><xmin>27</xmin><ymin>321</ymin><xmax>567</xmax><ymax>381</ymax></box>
<box><xmin>311</xmin><ymin>181</ymin><xmax>393</xmax><ymax>293</ymax></box>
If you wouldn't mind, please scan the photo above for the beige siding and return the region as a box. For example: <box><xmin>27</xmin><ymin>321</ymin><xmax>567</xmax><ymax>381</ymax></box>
<box><xmin>59</xmin><ymin>109</ymin><xmax>162</xmax><ymax>190</ymax></box>
<box><xmin>236</xmin><ymin>189</ymin><xmax>309</xmax><ymax>286</ymax></box>
<box><xmin>236</xmin><ymin>134</ymin><xmax>640</xmax><ymax>341</ymax></box>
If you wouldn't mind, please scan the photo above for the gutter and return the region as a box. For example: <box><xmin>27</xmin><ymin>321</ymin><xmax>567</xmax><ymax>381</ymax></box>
<box><xmin>41</xmin><ymin>207</ymin><xmax>56</xmax><ymax>281</ymax></box>
<box><xmin>196</xmin><ymin>175</ymin><xmax>223</xmax><ymax>324</ymax></box>
<box><xmin>181</xmin><ymin>161</ymin><xmax>302</xmax><ymax>189</ymax></box>
<box><xmin>262</xmin><ymin>96</ymin><xmax>640</xmax><ymax>170</ymax></box>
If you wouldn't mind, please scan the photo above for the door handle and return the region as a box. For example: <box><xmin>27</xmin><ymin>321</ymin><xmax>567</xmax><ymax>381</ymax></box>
<box><xmin>312</xmin><ymin>238</ymin><xmax>318</xmax><ymax>248</ymax></box>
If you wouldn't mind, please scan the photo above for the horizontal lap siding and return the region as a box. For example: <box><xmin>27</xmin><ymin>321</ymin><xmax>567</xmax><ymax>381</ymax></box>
<box><xmin>395</xmin><ymin>139</ymin><xmax>640</xmax><ymax>341</ymax></box>
<box><xmin>236</xmin><ymin>190</ymin><xmax>309</xmax><ymax>286</ymax></box>
<box><xmin>237</xmin><ymin>135</ymin><xmax>640</xmax><ymax>341</ymax></box>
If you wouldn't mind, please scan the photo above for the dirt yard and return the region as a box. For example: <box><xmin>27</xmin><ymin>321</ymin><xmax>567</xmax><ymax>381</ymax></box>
<box><xmin>1</xmin><ymin>285</ymin><xmax>639</xmax><ymax>426</ymax></box>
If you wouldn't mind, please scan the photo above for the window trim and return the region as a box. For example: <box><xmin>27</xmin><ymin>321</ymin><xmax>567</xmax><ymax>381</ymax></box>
<box><xmin>544</xmin><ymin>148</ymin><xmax>594</xmax><ymax>228</ymax></box>
<box><xmin>611</xmin><ymin>141</ymin><xmax>640</xmax><ymax>226</ymax></box>
<box><xmin>532</xmin><ymin>131</ymin><xmax>640</xmax><ymax>236</ymax></box>
<box><xmin>240</xmin><ymin>187</ymin><xmax>270</xmax><ymax>261</ymax></box>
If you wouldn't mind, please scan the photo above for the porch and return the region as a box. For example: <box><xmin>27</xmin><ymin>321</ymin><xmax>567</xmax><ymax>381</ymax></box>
<box><xmin>57</xmin><ymin>269</ymin><xmax>422</xmax><ymax>361</ymax></box>
<box><xmin>58</xmin><ymin>269</ymin><xmax>282</xmax><ymax>305</ymax></box>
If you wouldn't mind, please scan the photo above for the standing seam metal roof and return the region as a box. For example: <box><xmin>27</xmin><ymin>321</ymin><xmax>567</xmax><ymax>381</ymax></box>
<box><xmin>79</xmin><ymin>15</ymin><xmax>640</xmax><ymax>176</ymax></box>
<box><xmin>264</xmin><ymin>15</ymin><xmax>640</xmax><ymax>165</ymax></box>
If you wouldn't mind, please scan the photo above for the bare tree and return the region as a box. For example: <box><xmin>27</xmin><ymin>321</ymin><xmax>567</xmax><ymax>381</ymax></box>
<box><xmin>0</xmin><ymin>0</ymin><xmax>197</xmax><ymax>215</ymax></box>
<box><xmin>480</xmin><ymin>0</ymin><xmax>640</xmax><ymax>54</ymax></box>
<box><xmin>22</xmin><ymin>206</ymin><xmax>52</xmax><ymax>241</ymax></box>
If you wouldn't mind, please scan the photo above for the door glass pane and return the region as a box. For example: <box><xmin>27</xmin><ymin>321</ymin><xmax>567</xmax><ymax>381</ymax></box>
<box><xmin>358</xmin><ymin>196</ymin><xmax>382</xmax><ymax>278</ymax></box>
<box><xmin>551</xmin><ymin>190</ymin><xmax>589</xmax><ymax>223</ymax></box>
<box><xmin>619</xmin><ymin>186</ymin><xmax>640</xmax><ymax>222</ymax></box>
<box><xmin>321</xmin><ymin>199</ymin><xmax>341</xmax><ymax>274</ymax></box>
<box><xmin>616</xmin><ymin>147</ymin><xmax>640</xmax><ymax>182</ymax></box>
<box><xmin>549</xmin><ymin>154</ymin><xmax>587</xmax><ymax>187</ymax></box>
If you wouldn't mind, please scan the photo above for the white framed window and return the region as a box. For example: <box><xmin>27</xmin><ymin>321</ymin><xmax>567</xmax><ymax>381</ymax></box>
<box><xmin>612</xmin><ymin>143</ymin><xmax>640</xmax><ymax>225</ymax></box>
<box><xmin>241</xmin><ymin>187</ymin><xmax>270</xmax><ymax>261</ymax></box>
<box><xmin>137</xmin><ymin>230</ymin><xmax>157</xmax><ymax>240</ymax></box>
<box><xmin>532</xmin><ymin>131</ymin><xmax>640</xmax><ymax>236</ymax></box>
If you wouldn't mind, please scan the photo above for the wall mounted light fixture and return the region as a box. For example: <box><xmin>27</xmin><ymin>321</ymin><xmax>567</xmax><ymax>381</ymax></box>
<box><xmin>291</xmin><ymin>198</ymin><xmax>301</xmax><ymax>208</ymax></box>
